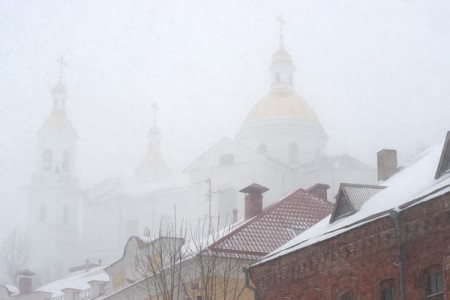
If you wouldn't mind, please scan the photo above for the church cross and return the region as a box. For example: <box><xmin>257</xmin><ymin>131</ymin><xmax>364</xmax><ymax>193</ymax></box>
<box><xmin>57</xmin><ymin>56</ymin><xmax>66</xmax><ymax>83</ymax></box>
<box><xmin>277</xmin><ymin>15</ymin><xmax>286</xmax><ymax>49</ymax></box>
<box><xmin>151</xmin><ymin>102</ymin><xmax>159</xmax><ymax>127</ymax></box>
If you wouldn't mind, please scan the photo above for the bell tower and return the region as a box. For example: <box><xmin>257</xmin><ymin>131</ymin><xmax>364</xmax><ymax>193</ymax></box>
<box><xmin>33</xmin><ymin>57</ymin><xmax>78</xmax><ymax>185</ymax></box>
<box><xmin>27</xmin><ymin>58</ymin><xmax>84</xmax><ymax>272</ymax></box>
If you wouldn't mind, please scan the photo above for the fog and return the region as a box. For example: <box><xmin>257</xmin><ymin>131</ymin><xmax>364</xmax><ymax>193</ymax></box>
<box><xmin>1</xmin><ymin>0</ymin><xmax>450</xmax><ymax>263</ymax></box>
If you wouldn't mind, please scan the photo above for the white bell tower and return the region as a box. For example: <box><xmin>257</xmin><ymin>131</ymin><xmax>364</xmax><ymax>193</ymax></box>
<box><xmin>27</xmin><ymin>57</ymin><xmax>85</xmax><ymax>273</ymax></box>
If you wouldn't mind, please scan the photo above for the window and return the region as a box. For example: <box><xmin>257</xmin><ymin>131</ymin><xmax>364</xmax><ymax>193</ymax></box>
<box><xmin>62</xmin><ymin>151</ymin><xmax>70</xmax><ymax>173</ymax></box>
<box><xmin>39</xmin><ymin>204</ymin><xmax>46</xmax><ymax>222</ymax></box>
<box><xmin>275</xmin><ymin>73</ymin><xmax>281</xmax><ymax>83</ymax></box>
<box><xmin>258</xmin><ymin>143</ymin><xmax>267</xmax><ymax>153</ymax></box>
<box><xmin>339</xmin><ymin>291</ymin><xmax>354</xmax><ymax>300</ymax></box>
<box><xmin>125</xmin><ymin>219</ymin><xmax>139</xmax><ymax>239</ymax></box>
<box><xmin>63</xmin><ymin>205</ymin><xmax>68</xmax><ymax>224</ymax></box>
<box><xmin>289</xmin><ymin>142</ymin><xmax>298</xmax><ymax>164</ymax></box>
<box><xmin>380</xmin><ymin>279</ymin><xmax>396</xmax><ymax>300</ymax></box>
<box><xmin>75</xmin><ymin>289</ymin><xmax>91</xmax><ymax>300</ymax></box>
<box><xmin>100</xmin><ymin>283</ymin><xmax>108</xmax><ymax>295</ymax></box>
<box><xmin>43</xmin><ymin>149</ymin><xmax>52</xmax><ymax>172</ymax></box>
<box><xmin>426</xmin><ymin>267</ymin><xmax>443</xmax><ymax>299</ymax></box>
<box><xmin>219</xmin><ymin>154</ymin><xmax>234</xmax><ymax>166</ymax></box>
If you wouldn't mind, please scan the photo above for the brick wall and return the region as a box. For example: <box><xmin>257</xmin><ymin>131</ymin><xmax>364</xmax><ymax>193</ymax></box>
<box><xmin>249</xmin><ymin>192</ymin><xmax>450</xmax><ymax>300</ymax></box>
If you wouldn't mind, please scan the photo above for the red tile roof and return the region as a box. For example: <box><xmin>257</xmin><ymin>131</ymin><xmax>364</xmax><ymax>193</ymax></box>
<box><xmin>207</xmin><ymin>188</ymin><xmax>333</xmax><ymax>260</ymax></box>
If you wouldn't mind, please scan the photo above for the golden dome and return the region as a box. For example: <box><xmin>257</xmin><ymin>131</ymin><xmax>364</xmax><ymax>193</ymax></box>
<box><xmin>245</xmin><ymin>87</ymin><xmax>320</xmax><ymax>124</ymax></box>
<box><xmin>44</xmin><ymin>110</ymin><xmax>74</xmax><ymax>130</ymax></box>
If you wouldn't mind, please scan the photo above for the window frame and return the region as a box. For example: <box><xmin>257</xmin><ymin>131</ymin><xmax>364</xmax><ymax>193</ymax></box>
<box><xmin>422</xmin><ymin>265</ymin><xmax>444</xmax><ymax>300</ymax></box>
<box><xmin>379</xmin><ymin>278</ymin><xmax>396</xmax><ymax>300</ymax></box>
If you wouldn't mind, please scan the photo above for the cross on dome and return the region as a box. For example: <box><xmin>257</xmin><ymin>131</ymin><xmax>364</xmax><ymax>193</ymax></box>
<box><xmin>151</xmin><ymin>102</ymin><xmax>159</xmax><ymax>127</ymax></box>
<box><xmin>277</xmin><ymin>15</ymin><xmax>286</xmax><ymax>49</ymax></box>
<box><xmin>57</xmin><ymin>56</ymin><xmax>66</xmax><ymax>83</ymax></box>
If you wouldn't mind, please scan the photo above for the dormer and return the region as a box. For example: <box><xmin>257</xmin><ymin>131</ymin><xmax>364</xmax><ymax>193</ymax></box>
<box><xmin>435</xmin><ymin>131</ymin><xmax>450</xmax><ymax>179</ymax></box>
<box><xmin>330</xmin><ymin>183</ymin><xmax>386</xmax><ymax>223</ymax></box>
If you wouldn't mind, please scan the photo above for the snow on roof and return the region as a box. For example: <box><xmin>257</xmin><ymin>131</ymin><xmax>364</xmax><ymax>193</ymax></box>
<box><xmin>330</xmin><ymin>183</ymin><xmax>386</xmax><ymax>222</ymax></box>
<box><xmin>206</xmin><ymin>188</ymin><xmax>333</xmax><ymax>260</ymax></box>
<box><xmin>36</xmin><ymin>266</ymin><xmax>108</xmax><ymax>297</ymax></box>
<box><xmin>255</xmin><ymin>141</ymin><xmax>450</xmax><ymax>266</ymax></box>
<box><xmin>1</xmin><ymin>284</ymin><xmax>19</xmax><ymax>296</ymax></box>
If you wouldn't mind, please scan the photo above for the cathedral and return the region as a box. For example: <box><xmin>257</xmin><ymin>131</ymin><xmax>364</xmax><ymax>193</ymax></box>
<box><xmin>25</xmin><ymin>32</ymin><xmax>376</xmax><ymax>273</ymax></box>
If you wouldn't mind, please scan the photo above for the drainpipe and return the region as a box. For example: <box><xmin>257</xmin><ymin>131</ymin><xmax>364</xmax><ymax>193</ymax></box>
<box><xmin>389</xmin><ymin>210</ymin><xmax>405</xmax><ymax>300</ymax></box>
<box><xmin>243</xmin><ymin>266</ymin><xmax>258</xmax><ymax>300</ymax></box>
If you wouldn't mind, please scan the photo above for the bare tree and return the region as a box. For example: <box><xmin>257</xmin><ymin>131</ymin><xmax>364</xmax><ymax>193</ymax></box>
<box><xmin>132</xmin><ymin>220</ymin><xmax>188</xmax><ymax>300</ymax></box>
<box><xmin>186</xmin><ymin>219</ymin><xmax>247</xmax><ymax>300</ymax></box>
<box><xmin>0</xmin><ymin>228</ymin><xmax>31</xmax><ymax>285</ymax></box>
<box><xmin>131</xmin><ymin>218</ymin><xmax>249</xmax><ymax>300</ymax></box>
<box><xmin>37</xmin><ymin>258</ymin><xmax>66</xmax><ymax>286</ymax></box>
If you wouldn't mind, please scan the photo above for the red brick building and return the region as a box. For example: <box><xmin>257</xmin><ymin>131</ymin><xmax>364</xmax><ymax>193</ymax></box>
<box><xmin>249</xmin><ymin>132</ymin><xmax>450</xmax><ymax>300</ymax></box>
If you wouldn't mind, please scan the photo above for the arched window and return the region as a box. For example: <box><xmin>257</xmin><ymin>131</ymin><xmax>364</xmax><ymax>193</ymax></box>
<box><xmin>339</xmin><ymin>291</ymin><xmax>354</xmax><ymax>300</ymax></box>
<box><xmin>219</xmin><ymin>154</ymin><xmax>234</xmax><ymax>166</ymax></box>
<box><xmin>39</xmin><ymin>204</ymin><xmax>46</xmax><ymax>222</ymax></box>
<box><xmin>258</xmin><ymin>143</ymin><xmax>267</xmax><ymax>153</ymax></box>
<box><xmin>289</xmin><ymin>142</ymin><xmax>298</xmax><ymax>164</ymax></box>
<box><xmin>275</xmin><ymin>73</ymin><xmax>281</xmax><ymax>83</ymax></box>
<box><xmin>63</xmin><ymin>205</ymin><xmax>69</xmax><ymax>224</ymax></box>
<box><xmin>422</xmin><ymin>265</ymin><xmax>443</xmax><ymax>299</ymax></box>
<box><xmin>380</xmin><ymin>279</ymin><xmax>396</xmax><ymax>300</ymax></box>
<box><xmin>43</xmin><ymin>149</ymin><xmax>52</xmax><ymax>172</ymax></box>
<box><xmin>63</xmin><ymin>151</ymin><xmax>71</xmax><ymax>173</ymax></box>
<box><xmin>125</xmin><ymin>219</ymin><xmax>139</xmax><ymax>239</ymax></box>
<box><xmin>218</xmin><ymin>188</ymin><xmax>238</xmax><ymax>221</ymax></box>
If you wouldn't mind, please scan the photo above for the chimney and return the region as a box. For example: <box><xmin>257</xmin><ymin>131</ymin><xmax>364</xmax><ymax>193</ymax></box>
<box><xmin>377</xmin><ymin>149</ymin><xmax>397</xmax><ymax>181</ymax></box>
<box><xmin>17</xmin><ymin>269</ymin><xmax>36</xmax><ymax>294</ymax></box>
<box><xmin>306</xmin><ymin>183</ymin><xmax>330</xmax><ymax>201</ymax></box>
<box><xmin>85</xmin><ymin>259</ymin><xmax>90</xmax><ymax>272</ymax></box>
<box><xmin>239</xmin><ymin>183</ymin><xmax>269</xmax><ymax>220</ymax></box>
<box><xmin>232</xmin><ymin>209</ymin><xmax>238</xmax><ymax>223</ymax></box>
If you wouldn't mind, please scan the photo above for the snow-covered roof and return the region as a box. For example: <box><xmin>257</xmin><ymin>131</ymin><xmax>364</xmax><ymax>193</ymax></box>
<box><xmin>206</xmin><ymin>187</ymin><xmax>333</xmax><ymax>260</ymax></box>
<box><xmin>255</xmin><ymin>136</ymin><xmax>450</xmax><ymax>266</ymax></box>
<box><xmin>0</xmin><ymin>284</ymin><xmax>19</xmax><ymax>296</ymax></box>
<box><xmin>330</xmin><ymin>183</ymin><xmax>386</xmax><ymax>222</ymax></box>
<box><xmin>36</xmin><ymin>266</ymin><xmax>108</xmax><ymax>297</ymax></box>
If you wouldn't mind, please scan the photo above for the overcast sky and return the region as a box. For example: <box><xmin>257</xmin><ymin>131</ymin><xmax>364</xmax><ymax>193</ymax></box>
<box><xmin>1</xmin><ymin>0</ymin><xmax>450</xmax><ymax>233</ymax></box>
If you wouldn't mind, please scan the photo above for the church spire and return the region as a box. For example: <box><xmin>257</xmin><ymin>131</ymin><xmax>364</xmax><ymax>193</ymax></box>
<box><xmin>52</xmin><ymin>56</ymin><xmax>67</xmax><ymax>111</ymax></box>
<box><xmin>270</xmin><ymin>17</ymin><xmax>295</xmax><ymax>89</ymax></box>
<box><xmin>135</xmin><ymin>103</ymin><xmax>171</xmax><ymax>183</ymax></box>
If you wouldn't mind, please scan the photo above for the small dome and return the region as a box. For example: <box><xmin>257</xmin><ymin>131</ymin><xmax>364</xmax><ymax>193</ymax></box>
<box><xmin>51</xmin><ymin>82</ymin><xmax>67</xmax><ymax>96</ymax></box>
<box><xmin>272</xmin><ymin>48</ymin><xmax>293</xmax><ymax>64</ymax></box>
<box><xmin>44</xmin><ymin>110</ymin><xmax>74</xmax><ymax>130</ymax></box>
<box><xmin>245</xmin><ymin>87</ymin><xmax>320</xmax><ymax>124</ymax></box>
<box><xmin>148</xmin><ymin>125</ymin><xmax>160</xmax><ymax>135</ymax></box>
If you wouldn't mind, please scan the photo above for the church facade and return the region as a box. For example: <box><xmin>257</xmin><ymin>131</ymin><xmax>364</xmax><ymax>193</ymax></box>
<box><xmin>25</xmin><ymin>34</ymin><xmax>376</xmax><ymax>275</ymax></box>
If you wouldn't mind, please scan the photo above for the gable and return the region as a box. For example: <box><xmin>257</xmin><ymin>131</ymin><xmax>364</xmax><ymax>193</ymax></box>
<box><xmin>184</xmin><ymin>138</ymin><xmax>268</xmax><ymax>173</ymax></box>
<box><xmin>333</xmin><ymin>194</ymin><xmax>353</xmax><ymax>220</ymax></box>
<box><xmin>435</xmin><ymin>131</ymin><xmax>450</xmax><ymax>179</ymax></box>
<box><xmin>330</xmin><ymin>183</ymin><xmax>386</xmax><ymax>223</ymax></box>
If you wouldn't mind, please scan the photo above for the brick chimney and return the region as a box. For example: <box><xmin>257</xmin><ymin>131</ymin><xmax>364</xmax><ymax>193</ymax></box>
<box><xmin>377</xmin><ymin>149</ymin><xmax>397</xmax><ymax>181</ymax></box>
<box><xmin>232</xmin><ymin>209</ymin><xmax>238</xmax><ymax>223</ymax></box>
<box><xmin>306</xmin><ymin>183</ymin><xmax>330</xmax><ymax>201</ymax></box>
<box><xmin>239</xmin><ymin>183</ymin><xmax>269</xmax><ymax>220</ymax></box>
<box><xmin>17</xmin><ymin>269</ymin><xmax>36</xmax><ymax>294</ymax></box>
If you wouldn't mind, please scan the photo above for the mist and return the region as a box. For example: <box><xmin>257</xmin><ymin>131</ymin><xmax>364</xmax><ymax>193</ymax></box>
<box><xmin>1</xmin><ymin>0</ymin><xmax>450</xmax><ymax>281</ymax></box>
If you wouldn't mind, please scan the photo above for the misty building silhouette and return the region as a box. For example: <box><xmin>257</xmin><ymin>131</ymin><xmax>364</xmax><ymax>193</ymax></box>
<box><xmin>25</xmin><ymin>36</ymin><xmax>376</xmax><ymax>273</ymax></box>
